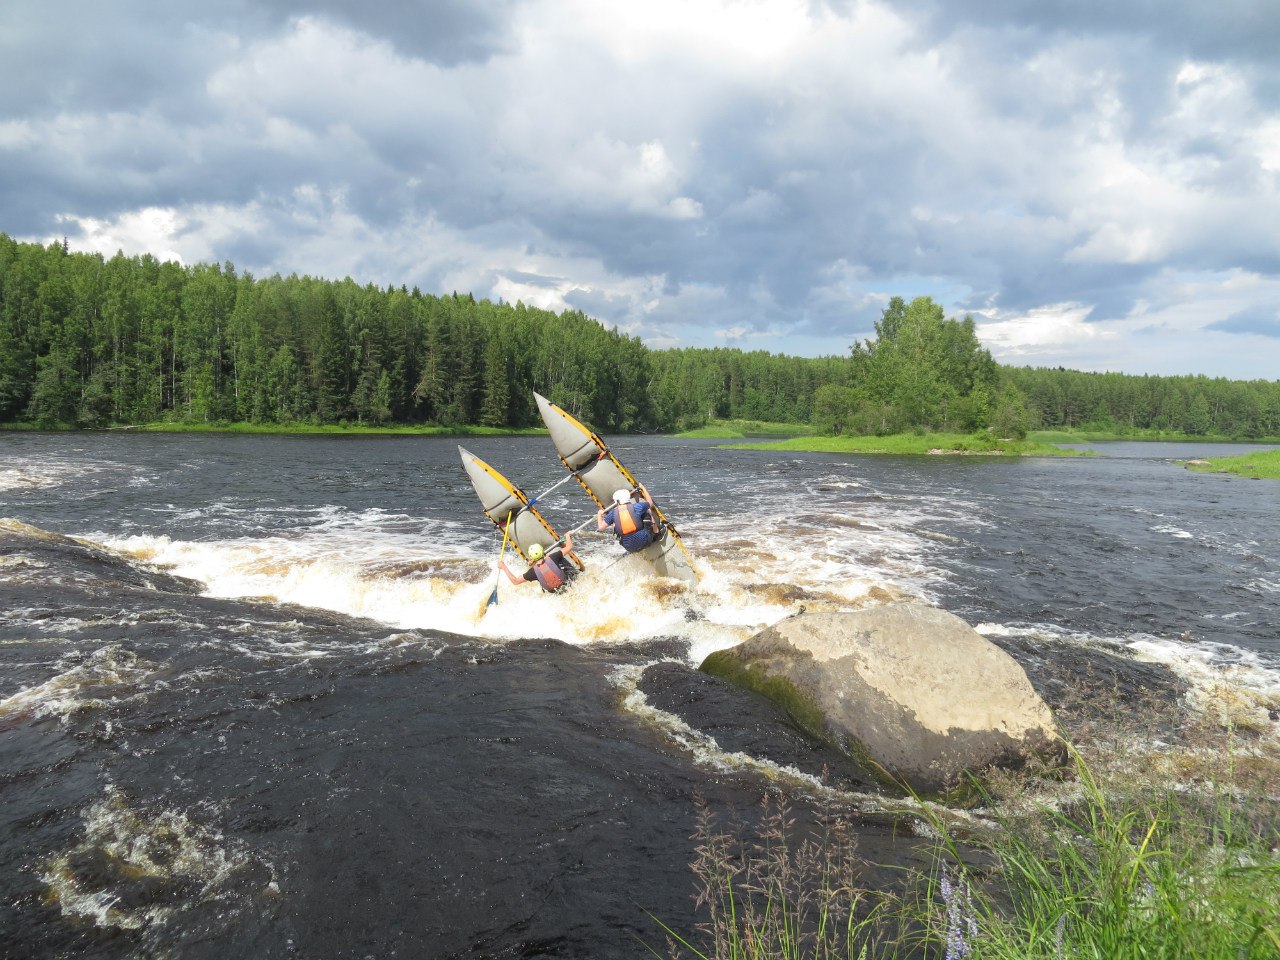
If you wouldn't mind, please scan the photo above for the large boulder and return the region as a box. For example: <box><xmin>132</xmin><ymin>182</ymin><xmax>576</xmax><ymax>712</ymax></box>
<box><xmin>701</xmin><ymin>604</ymin><xmax>1063</xmax><ymax>794</ymax></box>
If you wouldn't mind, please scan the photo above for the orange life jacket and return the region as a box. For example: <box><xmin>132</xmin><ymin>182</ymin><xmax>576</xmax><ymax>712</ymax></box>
<box><xmin>615</xmin><ymin>502</ymin><xmax>639</xmax><ymax>536</ymax></box>
<box><xmin>531</xmin><ymin>556</ymin><xmax>565</xmax><ymax>592</ymax></box>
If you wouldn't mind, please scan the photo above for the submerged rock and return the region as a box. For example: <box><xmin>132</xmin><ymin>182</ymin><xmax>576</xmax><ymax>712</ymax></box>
<box><xmin>701</xmin><ymin>604</ymin><xmax>1063</xmax><ymax>794</ymax></box>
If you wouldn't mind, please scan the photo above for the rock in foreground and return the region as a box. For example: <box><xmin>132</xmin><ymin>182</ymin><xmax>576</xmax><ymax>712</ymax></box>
<box><xmin>701</xmin><ymin>604</ymin><xmax>1063</xmax><ymax>794</ymax></box>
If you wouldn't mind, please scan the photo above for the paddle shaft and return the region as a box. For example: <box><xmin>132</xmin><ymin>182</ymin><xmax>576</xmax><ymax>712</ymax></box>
<box><xmin>481</xmin><ymin>521</ymin><xmax>512</xmax><ymax>613</ymax></box>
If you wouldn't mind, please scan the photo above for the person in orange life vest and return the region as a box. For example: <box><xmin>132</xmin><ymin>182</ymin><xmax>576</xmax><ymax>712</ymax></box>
<box><xmin>499</xmin><ymin>532</ymin><xmax>579</xmax><ymax>593</ymax></box>
<box><xmin>597</xmin><ymin>484</ymin><xmax>659</xmax><ymax>552</ymax></box>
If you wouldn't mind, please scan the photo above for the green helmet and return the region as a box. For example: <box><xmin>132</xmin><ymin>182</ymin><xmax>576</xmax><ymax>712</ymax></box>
<box><xmin>527</xmin><ymin>543</ymin><xmax>545</xmax><ymax>561</ymax></box>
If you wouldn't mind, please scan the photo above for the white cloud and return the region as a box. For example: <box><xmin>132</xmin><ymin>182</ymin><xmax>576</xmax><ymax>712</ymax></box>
<box><xmin>0</xmin><ymin>119</ymin><xmax>35</xmax><ymax>149</ymax></box>
<box><xmin>974</xmin><ymin>267</ymin><xmax>1280</xmax><ymax>378</ymax></box>
<box><xmin>207</xmin><ymin>16</ymin><xmax>446</xmax><ymax>132</ymax></box>
<box><xmin>569</xmin><ymin>0</ymin><xmax>817</xmax><ymax>66</ymax></box>
<box><xmin>976</xmin><ymin>302</ymin><xmax>1113</xmax><ymax>356</ymax></box>
<box><xmin>1259</xmin><ymin>120</ymin><xmax>1280</xmax><ymax>173</ymax></box>
<box><xmin>57</xmin><ymin>207</ymin><xmax>202</xmax><ymax>265</ymax></box>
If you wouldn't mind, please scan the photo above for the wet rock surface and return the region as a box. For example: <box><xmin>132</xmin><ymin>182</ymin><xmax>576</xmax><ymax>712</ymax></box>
<box><xmin>701</xmin><ymin>606</ymin><xmax>1063</xmax><ymax>793</ymax></box>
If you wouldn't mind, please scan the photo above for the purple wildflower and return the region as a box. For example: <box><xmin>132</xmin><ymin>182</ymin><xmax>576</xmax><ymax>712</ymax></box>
<box><xmin>941</xmin><ymin>865</ymin><xmax>976</xmax><ymax>960</ymax></box>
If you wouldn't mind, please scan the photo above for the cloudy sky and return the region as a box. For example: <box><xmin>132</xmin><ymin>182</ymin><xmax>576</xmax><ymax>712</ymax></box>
<box><xmin>3</xmin><ymin>1</ymin><xmax>1279</xmax><ymax>378</ymax></box>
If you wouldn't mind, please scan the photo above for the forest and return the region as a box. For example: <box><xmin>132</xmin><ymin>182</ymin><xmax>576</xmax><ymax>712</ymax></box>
<box><xmin>2</xmin><ymin>235</ymin><xmax>1278</xmax><ymax>438</ymax></box>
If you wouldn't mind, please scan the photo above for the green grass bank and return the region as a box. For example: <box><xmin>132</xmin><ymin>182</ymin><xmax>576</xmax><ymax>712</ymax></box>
<box><xmin>1029</xmin><ymin>427</ymin><xmax>1280</xmax><ymax>444</ymax></box>
<box><xmin>1186</xmin><ymin>448</ymin><xmax>1280</xmax><ymax>480</ymax></box>
<box><xmin>672</xmin><ymin>419</ymin><xmax>819</xmax><ymax>439</ymax></box>
<box><xmin>722</xmin><ymin>432</ymin><xmax>1082</xmax><ymax>457</ymax></box>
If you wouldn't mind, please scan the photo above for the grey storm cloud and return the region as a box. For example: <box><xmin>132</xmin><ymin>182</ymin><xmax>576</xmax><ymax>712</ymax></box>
<box><xmin>252</xmin><ymin>0</ymin><xmax>523</xmax><ymax>65</ymax></box>
<box><xmin>2</xmin><ymin>0</ymin><xmax>1279</xmax><ymax>377</ymax></box>
<box><xmin>1208</xmin><ymin>309</ymin><xmax>1280</xmax><ymax>339</ymax></box>
<box><xmin>895</xmin><ymin>1</ymin><xmax>1280</xmax><ymax>71</ymax></box>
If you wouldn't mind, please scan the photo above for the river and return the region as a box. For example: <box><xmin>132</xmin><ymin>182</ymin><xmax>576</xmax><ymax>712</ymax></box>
<box><xmin>2</xmin><ymin>432</ymin><xmax>1277</xmax><ymax>958</ymax></box>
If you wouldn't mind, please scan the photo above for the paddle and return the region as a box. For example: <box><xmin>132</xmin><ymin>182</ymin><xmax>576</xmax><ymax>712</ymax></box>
<box><xmin>549</xmin><ymin>517</ymin><xmax>595</xmax><ymax>572</ymax></box>
<box><xmin>523</xmin><ymin>470</ymin><xmax>580</xmax><ymax>507</ymax></box>
<box><xmin>479</xmin><ymin>520</ymin><xmax>512</xmax><ymax>616</ymax></box>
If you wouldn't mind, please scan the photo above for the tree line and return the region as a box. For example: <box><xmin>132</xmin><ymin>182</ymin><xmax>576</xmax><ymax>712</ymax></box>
<box><xmin>2</xmin><ymin>235</ymin><xmax>1277</xmax><ymax>437</ymax></box>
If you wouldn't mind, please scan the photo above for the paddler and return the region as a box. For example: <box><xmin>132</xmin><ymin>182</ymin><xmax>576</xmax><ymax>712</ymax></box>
<box><xmin>499</xmin><ymin>533</ymin><xmax>579</xmax><ymax>593</ymax></box>
<box><xmin>597</xmin><ymin>484</ymin><xmax>660</xmax><ymax>552</ymax></box>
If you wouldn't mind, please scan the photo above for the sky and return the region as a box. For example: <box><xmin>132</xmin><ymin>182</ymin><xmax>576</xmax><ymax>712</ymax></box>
<box><xmin>2</xmin><ymin>1</ymin><xmax>1279</xmax><ymax>379</ymax></box>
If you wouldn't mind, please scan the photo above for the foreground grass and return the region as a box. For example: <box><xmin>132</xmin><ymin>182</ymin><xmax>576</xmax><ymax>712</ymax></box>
<box><xmin>673</xmin><ymin>420</ymin><xmax>819</xmax><ymax>439</ymax></box>
<box><xmin>1186</xmin><ymin>448</ymin><xmax>1280</xmax><ymax>480</ymax></box>
<box><xmin>657</xmin><ymin>690</ymin><xmax>1280</xmax><ymax>959</ymax></box>
<box><xmin>913</xmin><ymin>749</ymin><xmax>1280</xmax><ymax>960</ymax></box>
<box><xmin>722</xmin><ymin>432</ymin><xmax>1081</xmax><ymax>457</ymax></box>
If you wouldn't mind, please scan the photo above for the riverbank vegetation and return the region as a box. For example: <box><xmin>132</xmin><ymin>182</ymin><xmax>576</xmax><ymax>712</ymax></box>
<box><xmin>136</xmin><ymin>421</ymin><xmax>545</xmax><ymax>437</ymax></box>
<box><xmin>1187</xmin><ymin>448</ymin><xmax>1280</xmax><ymax>480</ymax></box>
<box><xmin>3</xmin><ymin>235</ymin><xmax>1278</xmax><ymax>442</ymax></box>
<box><xmin>659</xmin><ymin>689</ymin><xmax>1280</xmax><ymax>959</ymax></box>
<box><xmin>673</xmin><ymin>419</ymin><xmax>819</xmax><ymax>439</ymax></box>
<box><xmin>1030</xmin><ymin>427</ymin><xmax>1280</xmax><ymax>444</ymax></box>
<box><xmin>724</xmin><ymin>432</ymin><xmax>1078</xmax><ymax>457</ymax></box>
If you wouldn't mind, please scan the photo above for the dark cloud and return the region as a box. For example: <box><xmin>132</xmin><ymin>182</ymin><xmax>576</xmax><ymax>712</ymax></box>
<box><xmin>501</xmin><ymin>269</ymin><xmax>564</xmax><ymax>289</ymax></box>
<box><xmin>0</xmin><ymin>0</ymin><xmax>521</xmax><ymax>119</ymax></box>
<box><xmin>254</xmin><ymin>0</ymin><xmax>520</xmax><ymax>65</ymax></box>
<box><xmin>895</xmin><ymin>1</ymin><xmax>1280</xmax><ymax>67</ymax></box>
<box><xmin>1207</xmin><ymin>309</ymin><xmax>1280</xmax><ymax>339</ymax></box>
<box><xmin>216</xmin><ymin>233</ymin><xmax>288</xmax><ymax>277</ymax></box>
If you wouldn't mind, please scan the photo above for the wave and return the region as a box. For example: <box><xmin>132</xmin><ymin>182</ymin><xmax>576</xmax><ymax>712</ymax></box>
<box><xmin>1150</xmin><ymin>524</ymin><xmax>1195</xmax><ymax>539</ymax></box>
<box><xmin>0</xmin><ymin>454</ymin><xmax>153</xmax><ymax>493</ymax></box>
<box><xmin>0</xmin><ymin>644</ymin><xmax>158</xmax><ymax>727</ymax></box>
<box><xmin>86</xmin><ymin>490</ymin><xmax>1280</xmax><ymax>732</ymax></box>
<box><xmin>976</xmin><ymin>622</ymin><xmax>1280</xmax><ymax>736</ymax></box>
<box><xmin>41</xmin><ymin>784</ymin><xmax>278</xmax><ymax>934</ymax></box>
<box><xmin>94</xmin><ymin>500</ymin><xmax>924</xmax><ymax>657</ymax></box>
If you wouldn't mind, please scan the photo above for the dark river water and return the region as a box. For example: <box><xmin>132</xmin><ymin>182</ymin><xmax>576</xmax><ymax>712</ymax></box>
<box><xmin>2</xmin><ymin>432</ymin><xmax>1277</xmax><ymax>958</ymax></box>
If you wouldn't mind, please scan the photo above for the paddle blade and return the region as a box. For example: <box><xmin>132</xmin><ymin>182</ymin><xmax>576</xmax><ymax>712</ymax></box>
<box><xmin>478</xmin><ymin>523</ymin><xmax>510</xmax><ymax>618</ymax></box>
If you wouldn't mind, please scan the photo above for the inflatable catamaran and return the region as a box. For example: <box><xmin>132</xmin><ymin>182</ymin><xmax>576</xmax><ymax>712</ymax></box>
<box><xmin>533</xmin><ymin>392</ymin><xmax>696</xmax><ymax>583</ymax></box>
<box><xmin>459</xmin><ymin>396</ymin><xmax>697</xmax><ymax>584</ymax></box>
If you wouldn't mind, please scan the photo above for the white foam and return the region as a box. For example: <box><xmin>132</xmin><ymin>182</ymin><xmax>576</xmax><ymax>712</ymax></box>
<box><xmin>76</xmin><ymin>478</ymin><xmax>1276</xmax><ymax>731</ymax></box>
<box><xmin>41</xmin><ymin>785</ymin><xmax>276</xmax><ymax>931</ymax></box>
<box><xmin>611</xmin><ymin>663</ymin><xmax>849</xmax><ymax>797</ymax></box>
<box><xmin>608</xmin><ymin>662</ymin><xmax>992</xmax><ymax>832</ymax></box>
<box><xmin>0</xmin><ymin>644</ymin><xmax>156</xmax><ymax>724</ymax></box>
<box><xmin>976</xmin><ymin>622</ymin><xmax>1280</xmax><ymax>738</ymax></box>
<box><xmin>0</xmin><ymin>465</ymin><xmax>71</xmax><ymax>492</ymax></box>
<box><xmin>94</xmin><ymin>503</ymin><xmax>915</xmax><ymax>656</ymax></box>
<box><xmin>0</xmin><ymin>453</ymin><xmax>149</xmax><ymax>492</ymax></box>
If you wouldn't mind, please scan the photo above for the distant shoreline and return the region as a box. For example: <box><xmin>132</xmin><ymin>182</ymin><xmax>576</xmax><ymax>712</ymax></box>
<box><xmin>716</xmin><ymin>430</ymin><xmax>1280</xmax><ymax>471</ymax></box>
<box><xmin>4</xmin><ymin>422</ymin><xmax>1278</xmax><ymax>474</ymax></box>
<box><xmin>718</xmin><ymin>433</ymin><xmax>1081</xmax><ymax>457</ymax></box>
<box><xmin>0</xmin><ymin>421</ymin><xmax>548</xmax><ymax>438</ymax></box>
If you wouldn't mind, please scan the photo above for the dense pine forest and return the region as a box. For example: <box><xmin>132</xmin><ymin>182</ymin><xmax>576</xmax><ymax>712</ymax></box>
<box><xmin>2</xmin><ymin>235</ymin><xmax>1278</xmax><ymax>437</ymax></box>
